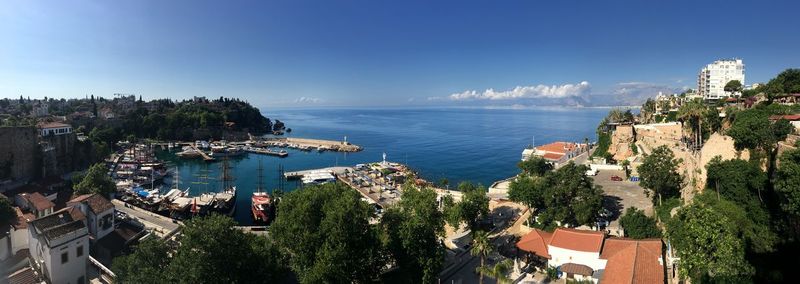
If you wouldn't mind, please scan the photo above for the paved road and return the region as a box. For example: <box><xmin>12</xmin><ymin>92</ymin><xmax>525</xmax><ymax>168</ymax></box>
<box><xmin>112</xmin><ymin>199</ymin><xmax>181</xmax><ymax>237</ymax></box>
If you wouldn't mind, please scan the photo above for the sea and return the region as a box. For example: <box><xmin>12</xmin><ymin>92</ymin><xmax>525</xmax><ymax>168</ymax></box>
<box><xmin>156</xmin><ymin>107</ymin><xmax>609</xmax><ymax>225</ymax></box>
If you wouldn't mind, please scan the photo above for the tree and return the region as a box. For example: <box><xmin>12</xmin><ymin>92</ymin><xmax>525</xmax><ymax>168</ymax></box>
<box><xmin>511</xmin><ymin>162</ymin><xmax>603</xmax><ymax>228</ymax></box>
<box><xmin>667</xmin><ymin>202</ymin><xmax>754</xmax><ymax>281</ymax></box>
<box><xmin>637</xmin><ymin>145</ymin><xmax>682</xmax><ymax>205</ymax></box>
<box><xmin>112</xmin><ymin>238</ymin><xmax>171</xmax><ymax>284</ymax></box>
<box><xmin>0</xmin><ymin>197</ymin><xmax>17</xmax><ymax>228</ymax></box>
<box><xmin>444</xmin><ymin>182</ymin><xmax>490</xmax><ymax>232</ymax></box>
<box><xmin>619</xmin><ymin>207</ymin><xmax>661</xmax><ymax>239</ymax></box>
<box><xmin>724</xmin><ymin>80</ymin><xmax>743</xmax><ymax>96</ymax></box>
<box><xmin>764</xmin><ymin>69</ymin><xmax>800</xmax><ymax>103</ymax></box>
<box><xmin>270</xmin><ymin>183</ymin><xmax>384</xmax><ymax>283</ymax></box>
<box><xmin>776</xmin><ymin>148</ymin><xmax>800</xmax><ymax>217</ymax></box>
<box><xmin>517</xmin><ymin>156</ymin><xmax>553</xmax><ymax>176</ymax></box>
<box><xmin>74</xmin><ymin>163</ymin><xmax>116</xmax><ymax>196</ymax></box>
<box><xmin>112</xmin><ymin>215</ymin><xmax>286</xmax><ymax>284</ymax></box>
<box><xmin>471</xmin><ymin>230</ymin><xmax>493</xmax><ymax>284</ymax></box>
<box><xmin>620</xmin><ymin>160</ymin><xmax>631</xmax><ymax>178</ymax></box>
<box><xmin>677</xmin><ymin>99</ymin><xmax>707</xmax><ymax>148</ymax></box>
<box><xmin>381</xmin><ymin>183</ymin><xmax>445</xmax><ymax>283</ymax></box>
<box><xmin>476</xmin><ymin>259</ymin><xmax>513</xmax><ymax>284</ymax></box>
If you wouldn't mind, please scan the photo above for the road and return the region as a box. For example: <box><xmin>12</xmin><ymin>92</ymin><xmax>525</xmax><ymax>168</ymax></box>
<box><xmin>111</xmin><ymin>199</ymin><xmax>181</xmax><ymax>238</ymax></box>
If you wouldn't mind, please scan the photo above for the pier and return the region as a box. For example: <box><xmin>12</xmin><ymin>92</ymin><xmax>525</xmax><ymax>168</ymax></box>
<box><xmin>284</xmin><ymin>167</ymin><xmax>351</xmax><ymax>180</ymax></box>
<box><xmin>191</xmin><ymin>145</ymin><xmax>216</xmax><ymax>161</ymax></box>
<box><xmin>243</xmin><ymin>146</ymin><xmax>288</xmax><ymax>157</ymax></box>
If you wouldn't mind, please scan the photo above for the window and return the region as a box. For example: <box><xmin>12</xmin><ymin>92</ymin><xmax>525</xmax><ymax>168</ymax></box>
<box><xmin>61</xmin><ymin>252</ymin><xmax>68</xmax><ymax>264</ymax></box>
<box><xmin>77</xmin><ymin>245</ymin><xmax>83</xmax><ymax>257</ymax></box>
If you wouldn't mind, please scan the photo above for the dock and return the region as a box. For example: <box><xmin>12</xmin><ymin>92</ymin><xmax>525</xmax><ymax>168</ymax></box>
<box><xmin>191</xmin><ymin>145</ymin><xmax>216</xmax><ymax>162</ymax></box>
<box><xmin>284</xmin><ymin>167</ymin><xmax>351</xmax><ymax>180</ymax></box>
<box><xmin>243</xmin><ymin>146</ymin><xmax>288</xmax><ymax>157</ymax></box>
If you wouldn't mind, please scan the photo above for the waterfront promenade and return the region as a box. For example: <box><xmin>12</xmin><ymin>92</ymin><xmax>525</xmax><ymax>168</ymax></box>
<box><xmin>112</xmin><ymin>199</ymin><xmax>182</xmax><ymax>238</ymax></box>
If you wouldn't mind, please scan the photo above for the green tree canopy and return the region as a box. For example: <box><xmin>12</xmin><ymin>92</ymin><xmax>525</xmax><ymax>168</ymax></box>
<box><xmin>618</xmin><ymin>207</ymin><xmax>661</xmax><ymax>239</ymax></box>
<box><xmin>517</xmin><ymin>156</ymin><xmax>553</xmax><ymax>176</ymax></box>
<box><xmin>510</xmin><ymin>162</ymin><xmax>603</xmax><ymax>228</ymax></box>
<box><xmin>765</xmin><ymin>68</ymin><xmax>800</xmax><ymax>102</ymax></box>
<box><xmin>471</xmin><ymin>230</ymin><xmax>493</xmax><ymax>284</ymax></box>
<box><xmin>776</xmin><ymin>148</ymin><xmax>800</xmax><ymax>217</ymax></box>
<box><xmin>444</xmin><ymin>182</ymin><xmax>489</xmax><ymax>231</ymax></box>
<box><xmin>112</xmin><ymin>215</ymin><xmax>286</xmax><ymax>284</ymax></box>
<box><xmin>667</xmin><ymin>200</ymin><xmax>754</xmax><ymax>281</ymax></box>
<box><xmin>270</xmin><ymin>183</ymin><xmax>385</xmax><ymax>283</ymax></box>
<box><xmin>637</xmin><ymin>145</ymin><xmax>682</xmax><ymax>204</ymax></box>
<box><xmin>724</xmin><ymin>80</ymin><xmax>743</xmax><ymax>95</ymax></box>
<box><xmin>0</xmin><ymin>197</ymin><xmax>17</xmax><ymax>228</ymax></box>
<box><xmin>727</xmin><ymin>109</ymin><xmax>792</xmax><ymax>153</ymax></box>
<box><xmin>381</xmin><ymin>183</ymin><xmax>445</xmax><ymax>283</ymax></box>
<box><xmin>74</xmin><ymin>163</ymin><xmax>116</xmax><ymax>197</ymax></box>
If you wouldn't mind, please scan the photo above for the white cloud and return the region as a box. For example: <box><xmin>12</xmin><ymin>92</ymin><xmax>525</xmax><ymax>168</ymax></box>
<box><xmin>294</xmin><ymin>97</ymin><xmax>323</xmax><ymax>104</ymax></box>
<box><xmin>448</xmin><ymin>81</ymin><xmax>591</xmax><ymax>101</ymax></box>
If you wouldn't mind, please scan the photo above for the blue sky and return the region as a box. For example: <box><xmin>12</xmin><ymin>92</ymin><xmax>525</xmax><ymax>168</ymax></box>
<box><xmin>1</xmin><ymin>0</ymin><xmax>799</xmax><ymax>108</ymax></box>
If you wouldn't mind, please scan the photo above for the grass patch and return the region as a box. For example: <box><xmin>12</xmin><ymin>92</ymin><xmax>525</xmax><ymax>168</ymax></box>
<box><xmin>654</xmin><ymin>197</ymin><xmax>681</xmax><ymax>223</ymax></box>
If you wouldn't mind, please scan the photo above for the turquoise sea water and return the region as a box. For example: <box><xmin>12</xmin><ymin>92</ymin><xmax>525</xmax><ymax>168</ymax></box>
<box><xmin>158</xmin><ymin>107</ymin><xmax>609</xmax><ymax>225</ymax></box>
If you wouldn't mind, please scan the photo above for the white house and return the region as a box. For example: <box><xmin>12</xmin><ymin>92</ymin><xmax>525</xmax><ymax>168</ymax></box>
<box><xmin>0</xmin><ymin>207</ymin><xmax>34</xmax><ymax>262</ymax></box>
<box><xmin>28</xmin><ymin>207</ymin><xmax>90</xmax><ymax>284</ymax></box>
<box><xmin>67</xmin><ymin>194</ymin><xmax>115</xmax><ymax>240</ymax></box>
<box><xmin>37</xmin><ymin>122</ymin><xmax>73</xmax><ymax>137</ymax></box>
<box><xmin>698</xmin><ymin>58</ymin><xmax>745</xmax><ymax>100</ymax></box>
<box><xmin>521</xmin><ymin>142</ymin><xmax>587</xmax><ymax>168</ymax></box>
<box><xmin>517</xmin><ymin>227</ymin><xmax>664</xmax><ymax>283</ymax></box>
<box><xmin>15</xmin><ymin>192</ymin><xmax>55</xmax><ymax>219</ymax></box>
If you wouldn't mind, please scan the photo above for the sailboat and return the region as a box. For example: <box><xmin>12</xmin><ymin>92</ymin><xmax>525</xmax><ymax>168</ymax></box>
<box><xmin>210</xmin><ymin>155</ymin><xmax>237</xmax><ymax>216</ymax></box>
<box><xmin>251</xmin><ymin>159</ymin><xmax>271</xmax><ymax>224</ymax></box>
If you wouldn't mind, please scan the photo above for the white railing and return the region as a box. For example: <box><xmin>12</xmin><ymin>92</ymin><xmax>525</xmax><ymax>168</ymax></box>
<box><xmin>89</xmin><ymin>255</ymin><xmax>116</xmax><ymax>279</ymax></box>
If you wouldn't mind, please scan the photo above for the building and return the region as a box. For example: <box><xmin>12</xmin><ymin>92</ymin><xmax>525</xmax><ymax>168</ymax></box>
<box><xmin>517</xmin><ymin>227</ymin><xmax>665</xmax><ymax>283</ymax></box>
<box><xmin>36</xmin><ymin>122</ymin><xmax>72</xmax><ymax>137</ymax></box>
<box><xmin>0</xmin><ymin>206</ymin><xmax>34</xmax><ymax>262</ymax></box>
<box><xmin>698</xmin><ymin>59</ymin><xmax>745</xmax><ymax>100</ymax></box>
<box><xmin>521</xmin><ymin>142</ymin><xmax>587</xmax><ymax>167</ymax></box>
<box><xmin>15</xmin><ymin>192</ymin><xmax>55</xmax><ymax>219</ymax></box>
<box><xmin>28</xmin><ymin>207</ymin><xmax>90</xmax><ymax>284</ymax></box>
<box><xmin>67</xmin><ymin>194</ymin><xmax>115</xmax><ymax>241</ymax></box>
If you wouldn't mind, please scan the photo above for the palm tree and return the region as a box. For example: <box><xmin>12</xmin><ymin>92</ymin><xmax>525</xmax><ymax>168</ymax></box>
<box><xmin>471</xmin><ymin>230</ymin><xmax>493</xmax><ymax>284</ymax></box>
<box><xmin>677</xmin><ymin>99</ymin><xmax>707</xmax><ymax>150</ymax></box>
<box><xmin>476</xmin><ymin>259</ymin><xmax>513</xmax><ymax>284</ymax></box>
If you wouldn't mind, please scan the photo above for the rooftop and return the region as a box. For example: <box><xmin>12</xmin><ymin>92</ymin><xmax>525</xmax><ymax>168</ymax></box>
<box><xmin>600</xmin><ymin>238</ymin><xmax>664</xmax><ymax>284</ymax></box>
<box><xmin>36</xmin><ymin>122</ymin><xmax>71</xmax><ymax>129</ymax></box>
<box><xmin>29</xmin><ymin>206</ymin><xmax>87</xmax><ymax>245</ymax></box>
<box><xmin>548</xmin><ymin>227</ymin><xmax>605</xmax><ymax>253</ymax></box>
<box><xmin>68</xmin><ymin>193</ymin><xmax>114</xmax><ymax>214</ymax></box>
<box><xmin>20</xmin><ymin>192</ymin><xmax>54</xmax><ymax>211</ymax></box>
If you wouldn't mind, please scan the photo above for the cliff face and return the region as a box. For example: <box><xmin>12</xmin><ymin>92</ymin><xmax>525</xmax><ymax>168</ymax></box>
<box><xmin>609</xmin><ymin>125</ymin><xmax>634</xmax><ymax>161</ymax></box>
<box><xmin>0</xmin><ymin>127</ymin><xmax>40</xmax><ymax>182</ymax></box>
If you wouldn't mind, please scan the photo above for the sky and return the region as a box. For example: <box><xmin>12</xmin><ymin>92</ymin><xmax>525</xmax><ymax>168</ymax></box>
<box><xmin>1</xmin><ymin>0</ymin><xmax>799</xmax><ymax>108</ymax></box>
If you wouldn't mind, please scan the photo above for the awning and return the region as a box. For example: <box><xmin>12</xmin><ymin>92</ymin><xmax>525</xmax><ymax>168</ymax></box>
<box><xmin>560</xmin><ymin>263</ymin><xmax>593</xmax><ymax>276</ymax></box>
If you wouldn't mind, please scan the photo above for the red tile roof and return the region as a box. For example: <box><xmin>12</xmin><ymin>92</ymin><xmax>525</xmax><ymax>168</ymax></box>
<box><xmin>542</xmin><ymin>153</ymin><xmax>564</xmax><ymax>161</ymax></box>
<box><xmin>12</xmin><ymin>207</ymin><xmax>34</xmax><ymax>230</ymax></box>
<box><xmin>21</xmin><ymin>192</ymin><xmax>54</xmax><ymax>211</ymax></box>
<box><xmin>68</xmin><ymin>193</ymin><xmax>114</xmax><ymax>214</ymax></box>
<box><xmin>548</xmin><ymin>228</ymin><xmax>605</xmax><ymax>253</ymax></box>
<box><xmin>600</xmin><ymin>238</ymin><xmax>664</xmax><ymax>284</ymax></box>
<box><xmin>517</xmin><ymin>229</ymin><xmax>553</xmax><ymax>258</ymax></box>
<box><xmin>536</xmin><ymin>142</ymin><xmax>578</xmax><ymax>155</ymax></box>
<box><xmin>769</xmin><ymin>114</ymin><xmax>800</xmax><ymax>121</ymax></box>
<box><xmin>36</xmin><ymin>122</ymin><xmax>71</xmax><ymax>129</ymax></box>
<box><xmin>561</xmin><ymin>263</ymin><xmax>594</xmax><ymax>276</ymax></box>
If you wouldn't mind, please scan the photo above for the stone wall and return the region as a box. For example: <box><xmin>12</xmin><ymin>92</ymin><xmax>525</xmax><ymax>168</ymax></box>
<box><xmin>0</xmin><ymin>127</ymin><xmax>39</xmax><ymax>182</ymax></box>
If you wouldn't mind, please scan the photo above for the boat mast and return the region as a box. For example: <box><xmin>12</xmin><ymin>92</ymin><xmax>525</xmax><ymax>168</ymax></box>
<box><xmin>220</xmin><ymin>155</ymin><xmax>234</xmax><ymax>191</ymax></box>
<box><xmin>257</xmin><ymin>159</ymin><xmax>264</xmax><ymax>193</ymax></box>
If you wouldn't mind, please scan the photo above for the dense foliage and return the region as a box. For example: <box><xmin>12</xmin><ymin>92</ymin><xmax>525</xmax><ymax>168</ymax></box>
<box><xmin>517</xmin><ymin>156</ymin><xmax>552</xmax><ymax>176</ymax></box>
<box><xmin>112</xmin><ymin>215</ymin><xmax>286</xmax><ymax>284</ymax></box>
<box><xmin>667</xmin><ymin>198</ymin><xmax>754</xmax><ymax>281</ymax></box>
<box><xmin>776</xmin><ymin>148</ymin><xmax>800</xmax><ymax>217</ymax></box>
<box><xmin>74</xmin><ymin>163</ymin><xmax>116</xmax><ymax>197</ymax></box>
<box><xmin>618</xmin><ymin>207</ymin><xmax>661</xmax><ymax>239</ymax></box>
<box><xmin>443</xmin><ymin>182</ymin><xmax>490</xmax><ymax>232</ymax></box>
<box><xmin>381</xmin><ymin>183</ymin><xmax>446</xmax><ymax>283</ymax></box>
<box><xmin>270</xmin><ymin>182</ymin><xmax>385</xmax><ymax>283</ymax></box>
<box><xmin>637</xmin><ymin>145</ymin><xmax>682</xmax><ymax>204</ymax></box>
<box><xmin>0</xmin><ymin>197</ymin><xmax>17</xmax><ymax>228</ymax></box>
<box><xmin>509</xmin><ymin>162</ymin><xmax>603</xmax><ymax>228</ymax></box>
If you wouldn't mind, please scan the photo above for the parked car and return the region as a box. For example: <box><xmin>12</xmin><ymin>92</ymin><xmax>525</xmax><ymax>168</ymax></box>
<box><xmin>610</xmin><ymin>175</ymin><xmax>623</xmax><ymax>181</ymax></box>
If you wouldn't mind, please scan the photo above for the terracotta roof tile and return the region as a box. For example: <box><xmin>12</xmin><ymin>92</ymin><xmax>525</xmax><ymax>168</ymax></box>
<box><xmin>561</xmin><ymin>263</ymin><xmax>594</xmax><ymax>276</ymax></box>
<box><xmin>548</xmin><ymin>228</ymin><xmax>605</xmax><ymax>253</ymax></box>
<box><xmin>516</xmin><ymin>229</ymin><xmax>553</xmax><ymax>258</ymax></box>
<box><xmin>600</xmin><ymin>238</ymin><xmax>664</xmax><ymax>284</ymax></box>
<box><xmin>21</xmin><ymin>193</ymin><xmax>54</xmax><ymax>211</ymax></box>
<box><xmin>68</xmin><ymin>193</ymin><xmax>114</xmax><ymax>214</ymax></box>
<box><xmin>542</xmin><ymin>153</ymin><xmax>564</xmax><ymax>161</ymax></box>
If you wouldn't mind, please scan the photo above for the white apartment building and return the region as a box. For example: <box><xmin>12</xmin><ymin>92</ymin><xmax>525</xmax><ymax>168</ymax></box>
<box><xmin>28</xmin><ymin>207</ymin><xmax>90</xmax><ymax>284</ymax></box>
<box><xmin>698</xmin><ymin>59</ymin><xmax>745</xmax><ymax>100</ymax></box>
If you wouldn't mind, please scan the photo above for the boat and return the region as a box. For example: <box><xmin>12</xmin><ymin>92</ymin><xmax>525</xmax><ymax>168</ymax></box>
<box><xmin>251</xmin><ymin>159</ymin><xmax>271</xmax><ymax>224</ymax></box>
<box><xmin>210</xmin><ymin>156</ymin><xmax>237</xmax><ymax>216</ymax></box>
